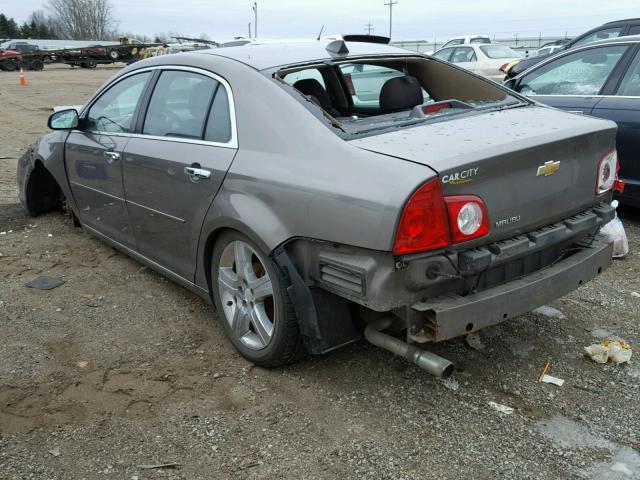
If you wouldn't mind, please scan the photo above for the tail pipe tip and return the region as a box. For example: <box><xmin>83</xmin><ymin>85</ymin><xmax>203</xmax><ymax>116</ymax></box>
<box><xmin>364</xmin><ymin>317</ymin><xmax>454</xmax><ymax>379</ymax></box>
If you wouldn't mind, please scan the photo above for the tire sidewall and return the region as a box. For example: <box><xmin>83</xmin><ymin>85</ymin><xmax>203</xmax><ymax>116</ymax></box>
<box><xmin>210</xmin><ymin>231</ymin><xmax>291</xmax><ymax>364</ymax></box>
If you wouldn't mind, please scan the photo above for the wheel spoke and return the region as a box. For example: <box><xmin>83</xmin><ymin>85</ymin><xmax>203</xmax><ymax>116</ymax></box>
<box><xmin>234</xmin><ymin>241</ymin><xmax>253</xmax><ymax>280</ymax></box>
<box><xmin>231</xmin><ymin>305</ymin><xmax>251</xmax><ymax>337</ymax></box>
<box><xmin>218</xmin><ymin>266</ymin><xmax>239</xmax><ymax>296</ymax></box>
<box><xmin>250</xmin><ymin>275</ymin><xmax>272</xmax><ymax>302</ymax></box>
<box><xmin>251</xmin><ymin>306</ymin><xmax>273</xmax><ymax>346</ymax></box>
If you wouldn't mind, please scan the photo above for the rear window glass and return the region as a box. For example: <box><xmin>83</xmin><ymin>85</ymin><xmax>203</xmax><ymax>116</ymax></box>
<box><xmin>442</xmin><ymin>39</ymin><xmax>464</xmax><ymax>48</ymax></box>
<box><xmin>339</xmin><ymin>64</ymin><xmax>431</xmax><ymax>109</ymax></box>
<box><xmin>470</xmin><ymin>37</ymin><xmax>491</xmax><ymax>44</ymax></box>
<box><xmin>282</xmin><ymin>68</ymin><xmax>325</xmax><ymax>88</ymax></box>
<box><xmin>278</xmin><ymin>56</ymin><xmax>522</xmax><ymax>138</ymax></box>
<box><xmin>480</xmin><ymin>45</ymin><xmax>522</xmax><ymax>59</ymax></box>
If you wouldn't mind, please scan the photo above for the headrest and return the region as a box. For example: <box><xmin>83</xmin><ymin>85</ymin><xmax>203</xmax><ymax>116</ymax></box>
<box><xmin>293</xmin><ymin>79</ymin><xmax>332</xmax><ymax>111</ymax></box>
<box><xmin>379</xmin><ymin>75</ymin><xmax>423</xmax><ymax>113</ymax></box>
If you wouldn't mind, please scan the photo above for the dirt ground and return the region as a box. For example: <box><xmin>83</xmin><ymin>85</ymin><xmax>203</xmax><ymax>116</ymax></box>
<box><xmin>1</xmin><ymin>65</ymin><xmax>640</xmax><ymax>480</ymax></box>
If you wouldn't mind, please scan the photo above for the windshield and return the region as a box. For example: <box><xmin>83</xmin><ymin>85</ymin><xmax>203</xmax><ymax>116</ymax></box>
<box><xmin>277</xmin><ymin>56</ymin><xmax>524</xmax><ymax>137</ymax></box>
<box><xmin>480</xmin><ymin>45</ymin><xmax>522</xmax><ymax>59</ymax></box>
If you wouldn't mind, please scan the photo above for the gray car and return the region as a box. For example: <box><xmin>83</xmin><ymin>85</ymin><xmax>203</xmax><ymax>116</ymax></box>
<box><xmin>17</xmin><ymin>39</ymin><xmax>620</xmax><ymax>376</ymax></box>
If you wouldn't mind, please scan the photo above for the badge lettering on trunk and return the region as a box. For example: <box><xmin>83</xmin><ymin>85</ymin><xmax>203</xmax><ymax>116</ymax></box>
<box><xmin>441</xmin><ymin>167</ymin><xmax>479</xmax><ymax>185</ymax></box>
<box><xmin>537</xmin><ymin>160</ymin><xmax>560</xmax><ymax>177</ymax></box>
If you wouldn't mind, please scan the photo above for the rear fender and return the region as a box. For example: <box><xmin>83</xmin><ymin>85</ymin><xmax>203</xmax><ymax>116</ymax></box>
<box><xmin>195</xmin><ymin>186</ymin><xmax>292</xmax><ymax>292</ymax></box>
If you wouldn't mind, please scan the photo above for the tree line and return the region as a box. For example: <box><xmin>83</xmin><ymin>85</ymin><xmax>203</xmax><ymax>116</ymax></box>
<box><xmin>1</xmin><ymin>0</ymin><xmax>116</xmax><ymax>41</ymax></box>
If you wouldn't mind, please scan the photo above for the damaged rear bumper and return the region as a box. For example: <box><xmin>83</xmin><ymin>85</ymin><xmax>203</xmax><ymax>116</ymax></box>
<box><xmin>408</xmin><ymin>235</ymin><xmax>613</xmax><ymax>342</ymax></box>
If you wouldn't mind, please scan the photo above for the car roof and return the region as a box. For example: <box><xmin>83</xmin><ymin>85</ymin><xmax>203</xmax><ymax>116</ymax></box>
<box><xmin>602</xmin><ymin>18</ymin><xmax>640</xmax><ymax>26</ymax></box>
<box><xmin>193</xmin><ymin>40</ymin><xmax>414</xmax><ymax>71</ymax></box>
<box><xmin>585</xmin><ymin>33</ymin><xmax>640</xmax><ymax>46</ymax></box>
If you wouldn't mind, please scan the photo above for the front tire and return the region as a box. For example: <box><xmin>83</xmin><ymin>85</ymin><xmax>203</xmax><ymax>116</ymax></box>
<box><xmin>210</xmin><ymin>231</ymin><xmax>304</xmax><ymax>367</ymax></box>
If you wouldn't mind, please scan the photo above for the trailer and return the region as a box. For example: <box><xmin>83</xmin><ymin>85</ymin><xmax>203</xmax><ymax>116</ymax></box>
<box><xmin>0</xmin><ymin>38</ymin><xmax>166</xmax><ymax>71</ymax></box>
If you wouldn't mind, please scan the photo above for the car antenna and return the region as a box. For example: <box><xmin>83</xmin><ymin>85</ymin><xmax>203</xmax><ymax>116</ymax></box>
<box><xmin>316</xmin><ymin>25</ymin><xmax>324</xmax><ymax>41</ymax></box>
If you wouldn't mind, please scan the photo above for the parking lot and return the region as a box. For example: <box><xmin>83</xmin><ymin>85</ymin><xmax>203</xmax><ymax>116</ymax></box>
<box><xmin>1</xmin><ymin>65</ymin><xmax>640</xmax><ymax>479</ymax></box>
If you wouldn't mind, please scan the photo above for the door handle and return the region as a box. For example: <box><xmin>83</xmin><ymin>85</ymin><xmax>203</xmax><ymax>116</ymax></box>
<box><xmin>184</xmin><ymin>166</ymin><xmax>211</xmax><ymax>180</ymax></box>
<box><xmin>104</xmin><ymin>151</ymin><xmax>121</xmax><ymax>162</ymax></box>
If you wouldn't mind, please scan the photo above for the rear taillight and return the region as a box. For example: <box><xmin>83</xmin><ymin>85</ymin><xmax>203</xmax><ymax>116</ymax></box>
<box><xmin>393</xmin><ymin>179</ymin><xmax>450</xmax><ymax>255</ymax></box>
<box><xmin>499</xmin><ymin>63</ymin><xmax>509</xmax><ymax>72</ymax></box>
<box><xmin>393</xmin><ymin>181</ymin><xmax>490</xmax><ymax>255</ymax></box>
<box><xmin>597</xmin><ymin>149</ymin><xmax>618</xmax><ymax>195</ymax></box>
<box><xmin>444</xmin><ymin>196</ymin><xmax>490</xmax><ymax>244</ymax></box>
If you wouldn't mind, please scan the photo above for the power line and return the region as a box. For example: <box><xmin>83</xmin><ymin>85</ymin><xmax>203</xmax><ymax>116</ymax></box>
<box><xmin>384</xmin><ymin>1</ymin><xmax>398</xmax><ymax>38</ymax></box>
<box><xmin>364</xmin><ymin>21</ymin><xmax>374</xmax><ymax>35</ymax></box>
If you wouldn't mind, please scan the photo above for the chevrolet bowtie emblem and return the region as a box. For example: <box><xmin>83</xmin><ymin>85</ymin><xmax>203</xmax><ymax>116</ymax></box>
<box><xmin>537</xmin><ymin>160</ymin><xmax>560</xmax><ymax>177</ymax></box>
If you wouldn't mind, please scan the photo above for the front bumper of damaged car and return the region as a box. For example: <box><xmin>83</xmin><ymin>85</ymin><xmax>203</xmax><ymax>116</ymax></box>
<box><xmin>288</xmin><ymin>202</ymin><xmax>616</xmax><ymax>345</ymax></box>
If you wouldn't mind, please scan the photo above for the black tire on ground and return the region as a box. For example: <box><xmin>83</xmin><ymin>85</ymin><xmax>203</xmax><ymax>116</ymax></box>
<box><xmin>29</xmin><ymin>59</ymin><xmax>44</xmax><ymax>71</ymax></box>
<box><xmin>108</xmin><ymin>49</ymin><xmax>119</xmax><ymax>60</ymax></box>
<box><xmin>2</xmin><ymin>60</ymin><xmax>17</xmax><ymax>71</ymax></box>
<box><xmin>210</xmin><ymin>230</ymin><xmax>305</xmax><ymax>367</ymax></box>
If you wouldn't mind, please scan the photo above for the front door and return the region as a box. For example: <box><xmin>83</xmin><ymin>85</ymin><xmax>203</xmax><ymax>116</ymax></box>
<box><xmin>122</xmin><ymin>68</ymin><xmax>237</xmax><ymax>280</ymax></box>
<box><xmin>65</xmin><ymin>71</ymin><xmax>151</xmax><ymax>247</ymax></box>
<box><xmin>516</xmin><ymin>45</ymin><xmax>630</xmax><ymax>114</ymax></box>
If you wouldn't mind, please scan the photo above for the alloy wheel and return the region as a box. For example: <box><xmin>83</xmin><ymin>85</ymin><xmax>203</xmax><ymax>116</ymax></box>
<box><xmin>217</xmin><ymin>240</ymin><xmax>275</xmax><ymax>350</ymax></box>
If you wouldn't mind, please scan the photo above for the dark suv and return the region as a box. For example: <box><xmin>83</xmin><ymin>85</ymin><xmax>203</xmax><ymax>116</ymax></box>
<box><xmin>6</xmin><ymin>42</ymin><xmax>40</xmax><ymax>54</ymax></box>
<box><xmin>505</xmin><ymin>18</ymin><xmax>640</xmax><ymax>78</ymax></box>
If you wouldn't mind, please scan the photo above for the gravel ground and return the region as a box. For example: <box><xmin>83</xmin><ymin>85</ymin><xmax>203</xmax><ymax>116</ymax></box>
<box><xmin>1</xmin><ymin>65</ymin><xmax>639</xmax><ymax>480</ymax></box>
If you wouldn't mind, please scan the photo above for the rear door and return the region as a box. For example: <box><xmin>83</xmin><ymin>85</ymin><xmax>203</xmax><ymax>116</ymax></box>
<box><xmin>590</xmin><ymin>45</ymin><xmax>640</xmax><ymax>202</ymax></box>
<box><xmin>65</xmin><ymin>71</ymin><xmax>151</xmax><ymax>248</ymax></box>
<box><xmin>449</xmin><ymin>47</ymin><xmax>477</xmax><ymax>73</ymax></box>
<box><xmin>122</xmin><ymin>67</ymin><xmax>237</xmax><ymax>280</ymax></box>
<box><xmin>515</xmin><ymin>44</ymin><xmax>631</xmax><ymax>114</ymax></box>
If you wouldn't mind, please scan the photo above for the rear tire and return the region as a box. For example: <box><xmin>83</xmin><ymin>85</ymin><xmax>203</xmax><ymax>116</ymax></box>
<box><xmin>29</xmin><ymin>59</ymin><xmax>44</xmax><ymax>71</ymax></box>
<box><xmin>2</xmin><ymin>60</ymin><xmax>17</xmax><ymax>71</ymax></box>
<box><xmin>210</xmin><ymin>231</ymin><xmax>304</xmax><ymax>367</ymax></box>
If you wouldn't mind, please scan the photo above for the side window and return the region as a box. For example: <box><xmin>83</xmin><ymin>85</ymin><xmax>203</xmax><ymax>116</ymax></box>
<box><xmin>572</xmin><ymin>27</ymin><xmax>624</xmax><ymax>47</ymax></box>
<box><xmin>451</xmin><ymin>47</ymin><xmax>477</xmax><ymax>63</ymax></box>
<box><xmin>470</xmin><ymin>37</ymin><xmax>491</xmax><ymax>44</ymax></box>
<box><xmin>282</xmin><ymin>68</ymin><xmax>325</xmax><ymax>88</ymax></box>
<box><xmin>518</xmin><ymin>46</ymin><xmax>628</xmax><ymax>96</ymax></box>
<box><xmin>143</xmin><ymin>70</ymin><xmax>217</xmax><ymax>139</ymax></box>
<box><xmin>628</xmin><ymin>25</ymin><xmax>640</xmax><ymax>36</ymax></box>
<box><xmin>86</xmin><ymin>72</ymin><xmax>151</xmax><ymax>133</ymax></box>
<box><xmin>617</xmin><ymin>51</ymin><xmax>640</xmax><ymax>96</ymax></box>
<box><xmin>432</xmin><ymin>48</ymin><xmax>453</xmax><ymax>61</ymax></box>
<box><xmin>204</xmin><ymin>85</ymin><xmax>232</xmax><ymax>143</ymax></box>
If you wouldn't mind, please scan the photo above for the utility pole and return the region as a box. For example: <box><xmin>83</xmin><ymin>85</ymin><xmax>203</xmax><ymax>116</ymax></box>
<box><xmin>248</xmin><ymin>22</ymin><xmax>252</xmax><ymax>39</ymax></box>
<box><xmin>384</xmin><ymin>0</ymin><xmax>398</xmax><ymax>39</ymax></box>
<box><xmin>252</xmin><ymin>2</ymin><xmax>258</xmax><ymax>39</ymax></box>
<box><xmin>364</xmin><ymin>21</ymin><xmax>374</xmax><ymax>35</ymax></box>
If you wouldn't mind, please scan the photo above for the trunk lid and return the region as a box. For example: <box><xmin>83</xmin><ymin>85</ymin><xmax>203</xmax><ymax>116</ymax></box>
<box><xmin>349</xmin><ymin>106</ymin><xmax>617</xmax><ymax>243</ymax></box>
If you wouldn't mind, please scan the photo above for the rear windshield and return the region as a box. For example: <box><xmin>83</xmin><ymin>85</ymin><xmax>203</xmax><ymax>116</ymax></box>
<box><xmin>480</xmin><ymin>45</ymin><xmax>522</xmax><ymax>59</ymax></box>
<box><xmin>470</xmin><ymin>37</ymin><xmax>491</xmax><ymax>44</ymax></box>
<box><xmin>276</xmin><ymin>56</ymin><xmax>524</xmax><ymax>137</ymax></box>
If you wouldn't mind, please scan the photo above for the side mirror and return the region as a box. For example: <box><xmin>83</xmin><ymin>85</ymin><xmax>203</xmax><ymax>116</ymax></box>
<box><xmin>48</xmin><ymin>108</ymin><xmax>79</xmax><ymax>130</ymax></box>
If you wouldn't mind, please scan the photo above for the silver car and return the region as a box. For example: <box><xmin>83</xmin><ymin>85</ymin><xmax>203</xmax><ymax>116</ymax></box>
<box><xmin>18</xmin><ymin>39</ymin><xmax>621</xmax><ymax>376</ymax></box>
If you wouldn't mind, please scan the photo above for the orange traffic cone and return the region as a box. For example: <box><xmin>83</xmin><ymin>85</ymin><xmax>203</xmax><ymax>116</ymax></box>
<box><xmin>19</xmin><ymin>68</ymin><xmax>27</xmax><ymax>86</ymax></box>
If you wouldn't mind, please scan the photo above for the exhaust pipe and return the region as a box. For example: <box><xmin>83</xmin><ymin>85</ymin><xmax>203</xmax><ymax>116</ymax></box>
<box><xmin>364</xmin><ymin>317</ymin><xmax>454</xmax><ymax>378</ymax></box>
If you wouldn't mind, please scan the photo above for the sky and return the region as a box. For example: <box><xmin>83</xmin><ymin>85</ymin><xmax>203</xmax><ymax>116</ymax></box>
<box><xmin>4</xmin><ymin>0</ymin><xmax>640</xmax><ymax>41</ymax></box>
